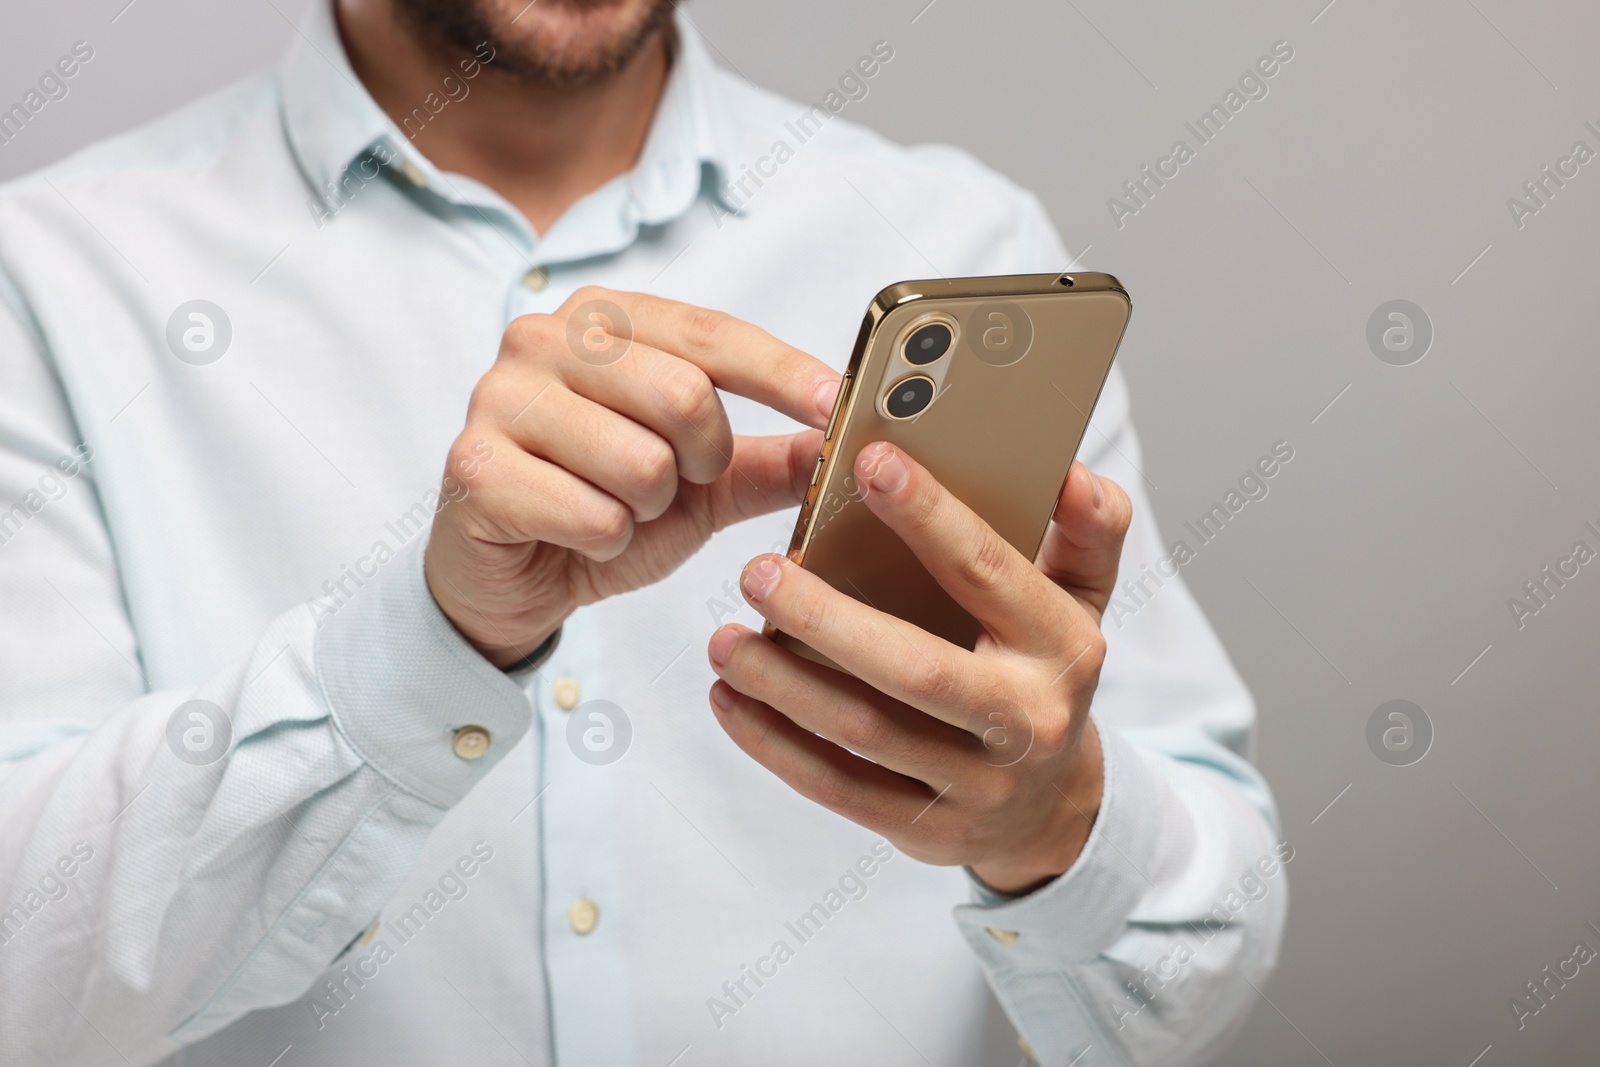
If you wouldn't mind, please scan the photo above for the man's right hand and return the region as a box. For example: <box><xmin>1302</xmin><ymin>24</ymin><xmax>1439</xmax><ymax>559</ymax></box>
<box><xmin>424</xmin><ymin>287</ymin><xmax>841</xmax><ymax>668</ymax></box>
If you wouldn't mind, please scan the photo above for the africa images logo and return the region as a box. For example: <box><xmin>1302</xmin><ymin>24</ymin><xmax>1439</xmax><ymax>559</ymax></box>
<box><xmin>165</xmin><ymin>700</ymin><xmax>232</xmax><ymax>765</ymax></box>
<box><xmin>165</xmin><ymin>300</ymin><xmax>232</xmax><ymax>366</ymax></box>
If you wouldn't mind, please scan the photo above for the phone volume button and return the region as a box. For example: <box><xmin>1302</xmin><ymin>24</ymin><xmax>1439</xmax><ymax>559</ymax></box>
<box><xmin>823</xmin><ymin>373</ymin><xmax>851</xmax><ymax>442</ymax></box>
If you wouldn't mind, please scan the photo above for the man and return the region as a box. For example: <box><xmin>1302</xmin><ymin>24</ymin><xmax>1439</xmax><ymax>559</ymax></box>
<box><xmin>0</xmin><ymin>0</ymin><xmax>1285</xmax><ymax>1063</ymax></box>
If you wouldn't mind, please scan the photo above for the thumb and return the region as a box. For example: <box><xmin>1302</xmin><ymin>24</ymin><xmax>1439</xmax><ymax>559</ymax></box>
<box><xmin>699</xmin><ymin>430</ymin><xmax>823</xmax><ymax>532</ymax></box>
<box><xmin>1036</xmin><ymin>462</ymin><xmax>1133</xmax><ymax>617</ymax></box>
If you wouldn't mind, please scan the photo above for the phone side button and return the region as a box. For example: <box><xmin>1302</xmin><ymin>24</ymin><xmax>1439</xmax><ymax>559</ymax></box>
<box><xmin>823</xmin><ymin>373</ymin><xmax>852</xmax><ymax>442</ymax></box>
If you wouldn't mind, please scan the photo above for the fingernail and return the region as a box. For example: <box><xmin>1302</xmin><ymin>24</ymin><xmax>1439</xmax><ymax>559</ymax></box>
<box><xmin>861</xmin><ymin>442</ymin><xmax>908</xmax><ymax>493</ymax></box>
<box><xmin>1089</xmin><ymin>470</ymin><xmax>1105</xmax><ymax>509</ymax></box>
<box><xmin>742</xmin><ymin>556</ymin><xmax>782</xmax><ymax>602</ymax></box>
<box><xmin>708</xmin><ymin>626</ymin><xmax>738</xmax><ymax>668</ymax></box>
<box><xmin>814</xmin><ymin>378</ymin><xmax>840</xmax><ymax>421</ymax></box>
<box><xmin>709</xmin><ymin>682</ymin><xmax>736</xmax><ymax>714</ymax></box>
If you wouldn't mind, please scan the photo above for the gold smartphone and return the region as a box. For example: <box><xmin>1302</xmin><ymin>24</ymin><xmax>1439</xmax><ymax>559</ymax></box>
<box><xmin>768</xmin><ymin>272</ymin><xmax>1132</xmax><ymax>670</ymax></box>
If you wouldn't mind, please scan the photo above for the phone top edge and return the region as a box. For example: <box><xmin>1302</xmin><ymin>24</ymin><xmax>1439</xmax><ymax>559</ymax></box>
<box><xmin>869</xmin><ymin>272</ymin><xmax>1129</xmax><ymax>318</ymax></box>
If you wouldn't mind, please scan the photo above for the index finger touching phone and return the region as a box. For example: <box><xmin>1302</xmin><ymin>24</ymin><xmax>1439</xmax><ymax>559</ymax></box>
<box><xmin>560</xmin><ymin>287</ymin><xmax>841</xmax><ymax>430</ymax></box>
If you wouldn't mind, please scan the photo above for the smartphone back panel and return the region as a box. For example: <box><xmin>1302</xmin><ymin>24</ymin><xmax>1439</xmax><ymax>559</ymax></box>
<box><xmin>773</xmin><ymin>273</ymin><xmax>1131</xmax><ymax>670</ymax></box>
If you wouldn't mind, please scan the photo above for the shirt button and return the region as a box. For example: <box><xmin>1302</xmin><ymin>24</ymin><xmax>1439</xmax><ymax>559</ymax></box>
<box><xmin>567</xmin><ymin>898</ymin><xmax>599</xmax><ymax>935</ymax></box>
<box><xmin>523</xmin><ymin>267</ymin><xmax>548</xmax><ymax>292</ymax></box>
<box><xmin>399</xmin><ymin>159</ymin><xmax>428</xmax><ymax>188</ymax></box>
<box><xmin>552</xmin><ymin>676</ymin><xmax>581</xmax><ymax>711</ymax></box>
<box><xmin>452</xmin><ymin>725</ymin><xmax>491</xmax><ymax>760</ymax></box>
<box><xmin>985</xmin><ymin>926</ymin><xmax>1020</xmax><ymax>945</ymax></box>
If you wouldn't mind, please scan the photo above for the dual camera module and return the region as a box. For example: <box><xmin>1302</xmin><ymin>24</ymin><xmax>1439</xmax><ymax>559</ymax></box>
<box><xmin>883</xmin><ymin>319</ymin><xmax>954</xmax><ymax>419</ymax></box>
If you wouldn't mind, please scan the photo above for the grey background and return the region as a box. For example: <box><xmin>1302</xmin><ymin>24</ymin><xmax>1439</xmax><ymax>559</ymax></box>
<box><xmin>6</xmin><ymin>0</ymin><xmax>1598</xmax><ymax>1064</ymax></box>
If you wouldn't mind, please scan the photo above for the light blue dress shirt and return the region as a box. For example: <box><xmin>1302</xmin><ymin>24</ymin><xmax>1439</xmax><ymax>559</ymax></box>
<box><xmin>0</xmin><ymin>4</ymin><xmax>1285</xmax><ymax>1065</ymax></box>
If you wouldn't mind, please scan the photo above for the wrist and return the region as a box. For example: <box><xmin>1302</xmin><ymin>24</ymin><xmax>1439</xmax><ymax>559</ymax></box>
<box><xmin>488</xmin><ymin>627</ymin><xmax>562</xmax><ymax>671</ymax></box>
<box><xmin>481</xmin><ymin>628</ymin><xmax>561</xmax><ymax>670</ymax></box>
<box><xmin>422</xmin><ymin>547</ymin><xmax>571</xmax><ymax>670</ymax></box>
<box><xmin>971</xmin><ymin>720</ymin><xmax>1105</xmax><ymax>895</ymax></box>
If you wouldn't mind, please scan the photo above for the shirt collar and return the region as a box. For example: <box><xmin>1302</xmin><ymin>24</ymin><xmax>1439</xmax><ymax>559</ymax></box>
<box><xmin>278</xmin><ymin>0</ymin><xmax>398</xmax><ymax>209</ymax></box>
<box><xmin>278</xmin><ymin>0</ymin><xmax>738</xmax><ymax>239</ymax></box>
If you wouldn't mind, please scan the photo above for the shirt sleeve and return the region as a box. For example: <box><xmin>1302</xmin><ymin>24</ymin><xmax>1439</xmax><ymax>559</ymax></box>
<box><xmin>949</xmin><ymin>194</ymin><xmax>1288</xmax><ymax>1067</ymax></box>
<box><xmin>0</xmin><ymin>271</ymin><xmax>534</xmax><ymax>1066</ymax></box>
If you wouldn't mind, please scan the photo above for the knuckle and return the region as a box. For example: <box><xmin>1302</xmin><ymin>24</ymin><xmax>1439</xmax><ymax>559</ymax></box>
<box><xmin>745</xmin><ymin>712</ymin><xmax>786</xmax><ymax>765</ymax></box>
<box><xmin>619</xmin><ymin>437</ymin><xmax>676</xmax><ymax>495</ymax></box>
<box><xmin>790</xmin><ymin>589</ymin><xmax>831</xmax><ymax>641</ymax></box>
<box><xmin>466</xmin><ymin>371</ymin><xmax>510</xmax><ymax>416</ymax></box>
<box><xmin>562</xmin><ymin>285</ymin><xmax>617</xmax><ymax>315</ymax></box>
<box><xmin>578</xmin><ymin>499</ymin><xmax>632</xmax><ymax>548</ymax></box>
<box><xmin>1034</xmin><ymin>713</ymin><xmax>1073</xmax><ymax>755</ymax></box>
<box><xmin>468</xmin><ymin>371</ymin><xmax>552</xmax><ymax>430</ymax></box>
<box><xmin>1073</xmin><ymin>633</ymin><xmax>1108</xmax><ymax>679</ymax></box>
<box><xmin>655</xmin><ymin>365</ymin><xmax>719</xmax><ymax>427</ymax></box>
<box><xmin>812</xmin><ymin>765</ymin><xmax>861</xmax><ymax>813</ymax></box>
<box><xmin>835</xmin><ymin>705</ymin><xmax>891</xmax><ymax>754</ymax></box>
<box><xmin>954</xmin><ymin>532</ymin><xmax>1011</xmax><ymax>595</ymax></box>
<box><xmin>445</xmin><ymin>438</ymin><xmax>489</xmax><ymax>487</ymax></box>
<box><xmin>904</xmin><ymin>647</ymin><xmax>961</xmax><ymax>705</ymax></box>
<box><xmin>975</xmin><ymin>682</ymin><xmax>1028</xmax><ymax>746</ymax></box>
<box><xmin>682</xmin><ymin>305</ymin><xmax>733</xmax><ymax>355</ymax></box>
<box><xmin>501</xmin><ymin>313</ymin><xmax>558</xmax><ymax>355</ymax></box>
<box><xmin>905</xmin><ymin>480</ymin><xmax>942</xmax><ymax>531</ymax></box>
<box><xmin>457</xmin><ymin>475</ymin><xmax>517</xmax><ymax>541</ymax></box>
<box><xmin>732</xmin><ymin>644</ymin><xmax>772</xmax><ymax>692</ymax></box>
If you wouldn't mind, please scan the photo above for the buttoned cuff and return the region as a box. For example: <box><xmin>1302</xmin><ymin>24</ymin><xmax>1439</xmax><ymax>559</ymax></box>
<box><xmin>314</xmin><ymin>537</ymin><xmax>533</xmax><ymax>809</ymax></box>
<box><xmin>954</xmin><ymin>721</ymin><xmax>1163</xmax><ymax>967</ymax></box>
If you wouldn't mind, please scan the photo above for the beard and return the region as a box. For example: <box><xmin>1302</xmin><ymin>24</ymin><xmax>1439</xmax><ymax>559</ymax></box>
<box><xmin>392</xmin><ymin>0</ymin><xmax>678</xmax><ymax>88</ymax></box>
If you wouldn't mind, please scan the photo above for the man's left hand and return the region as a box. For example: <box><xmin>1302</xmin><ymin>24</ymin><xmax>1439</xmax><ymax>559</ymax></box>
<box><xmin>707</xmin><ymin>442</ymin><xmax>1133</xmax><ymax>895</ymax></box>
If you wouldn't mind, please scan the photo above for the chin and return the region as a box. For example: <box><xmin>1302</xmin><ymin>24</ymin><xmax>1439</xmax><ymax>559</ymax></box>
<box><xmin>508</xmin><ymin>0</ymin><xmax>659</xmax><ymax>52</ymax></box>
<box><xmin>398</xmin><ymin>0</ymin><xmax>677</xmax><ymax>87</ymax></box>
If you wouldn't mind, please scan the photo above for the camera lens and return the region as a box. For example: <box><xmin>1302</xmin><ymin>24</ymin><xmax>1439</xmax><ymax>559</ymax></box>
<box><xmin>902</xmin><ymin>322</ymin><xmax>952</xmax><ymax>365</ymax></box>
<box><xmin>884</xmin><ymin>375</ymin><xmax>936</xmax><ymax>419</ymax></box>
